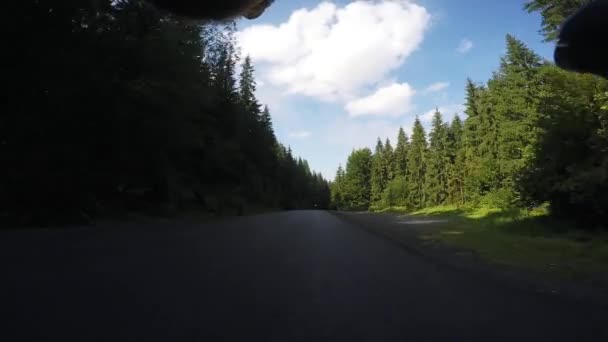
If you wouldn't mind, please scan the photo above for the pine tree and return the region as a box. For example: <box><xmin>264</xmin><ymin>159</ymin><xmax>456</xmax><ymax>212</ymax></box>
<box><xmin>239</xmin><ymin>55</ymin><xmax>260</xmax><ymax>116</ymax></box>
<box><xmin>213</xmin><ymin>44</ymin><xmax>238</xmax><ymax>103</ymax></box>
<box><xmin>343</xmin><ymin>148</ymin><xmax>373</xmax><ymax>210</ymax></box>
<box><xmin>406</xmin><ymin>118</ymin><xmax>428</xmax><ymax>208</ymax></box>
<box><xmin>447</xmin><ymin>115</ymin><xmax>465</xmax><ymax>205</ymax></box>
<box><xmin>487</xmin><ymin>35</ymin><xmax>543</xmax><ymax>205</ymax></box>
<box><xmin>521</xmin><ymin>65</ymin><xmax>608</xmax><ymax>221</ymax></box>
<box><xmin>462</xmin><ymin>78</ymin><xmax>485</xmax><ymax>203</ymax></box>
<box><xmin>384</xmin><ymin>138</ymin><xmax>395</xmax><ymax>182</ymax></box>
<box><xmin>370</xmin><ymin>138</ymin><xmax>386</xmax><ymax>204</ymax></box>
<box><xmin>465</xmin><ymin>77</ymin><xmax>502</xmax><ymax>203</ymax></box>
<box><xmin>260</xmin><ymin>105</ymin><xmax>274</xmax><ymax>133</ymax></box>
<box><xmin>331</xmin><ymin>165</ymin><xmax>346</xmax><ymax>209</ymax></box>
<box><xmin>394</xmin><ymin>127</ymin><xmax>410</xmax><ymax>178</ymax></box>
<box><xmin>425</xmin><ymin>110</ymin><xmax>450</xmax><ymax>206</ymax></box>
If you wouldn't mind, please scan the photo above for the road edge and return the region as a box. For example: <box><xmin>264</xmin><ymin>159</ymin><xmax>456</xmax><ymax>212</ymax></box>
<box><xmin>331</xmin><ymin>210</ymin><xmax>608</xmax><ymax>310</ymax></box>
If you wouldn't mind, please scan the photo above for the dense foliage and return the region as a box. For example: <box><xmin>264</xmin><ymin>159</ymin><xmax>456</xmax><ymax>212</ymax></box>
<box><xmin>332</xmin><ymin>30</ymin><xmax>608</xmax><ymax>227</ymax></box>
<box><xmin>2</xmin><ymin>0</ymin><xmax>329</xmax><ymax>226</ymax></box>
<box><xmin>332</xmin><ymin>148</ymin><xmax>373</xmax><ymax>211</ymax></box>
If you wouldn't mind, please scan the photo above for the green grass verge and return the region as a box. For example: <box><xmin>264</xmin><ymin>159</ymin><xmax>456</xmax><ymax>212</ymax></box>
<box><xmin>381</xmin><ymin>205</ymin><xmax>608</xmax><ymax>279</ymax></box>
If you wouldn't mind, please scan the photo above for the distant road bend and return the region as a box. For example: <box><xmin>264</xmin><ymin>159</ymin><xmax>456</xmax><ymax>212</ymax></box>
<box><xmin>1</xmin><ymin>211</ymin><xmax>606</xmax><ymax>341</ymax></box>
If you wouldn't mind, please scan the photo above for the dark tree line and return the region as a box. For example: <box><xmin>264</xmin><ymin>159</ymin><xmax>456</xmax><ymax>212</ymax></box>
<box><xmin>2</xmin><ymin>0</ymin><xmax>329</xmax><ymax>226</ymax></box>
<box><xmin>333</xmin><ymin>17</ymin><xmax>608</xmax><ymax>226</ymax></box>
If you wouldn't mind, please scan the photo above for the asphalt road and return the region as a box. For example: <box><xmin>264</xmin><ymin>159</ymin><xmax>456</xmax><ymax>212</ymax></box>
<box><xmin>1</xmin><ymin>211</ymin><xmax>606</xmax><ymax>341</ymax></box>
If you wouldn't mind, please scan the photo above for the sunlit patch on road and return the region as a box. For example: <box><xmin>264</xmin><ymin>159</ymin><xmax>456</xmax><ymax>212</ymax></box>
<box><xmin>442</xmin><ymin>231</ymin><xmax>464</xmax><ymax>235</ymax></box>
<box><xmin>397</xmin><ymin>219</ymin><xmax>448</xmax><ymax>225</ymax></box>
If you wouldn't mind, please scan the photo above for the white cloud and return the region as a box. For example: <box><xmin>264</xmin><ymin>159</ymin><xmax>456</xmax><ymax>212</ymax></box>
<box><xmin>256</xmin><ymin>85</ymin><xmax>287</xmax><ymax>113</ymax></box>
<box><xmin>238</xmin><ymin>1</ymin><xmax>431</xmax><ymax>102</ymax></box>
<box><xmin>345</xmin><ymin>83</ymin><xmax>415</xmax><ymax>117</ymax></box>
<box><xmin>421</xmin><ymin>104</ymin><xmax>466</xmax><ymax>123</ymax></box>
<box><xmin>457</xmin><ymin>38</ymin><xmax>473</xmax><ymax>54</ymax></box>
<box><xmin>289</xmin><ymin>130</ymin><xmax>312</xmax><ymax>139</ymax></box>
<box><xmin>423</xmin><ymin>81</ymin><xmax>449</xmax><ymax>94</ymax></box>
<box><xmin>326</xmin><ymin>117</ymin><xmax>413</xmax><ymax>150</ymax></box>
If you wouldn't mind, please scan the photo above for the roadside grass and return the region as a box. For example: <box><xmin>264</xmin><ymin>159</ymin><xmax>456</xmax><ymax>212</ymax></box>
<box><xmin>372</xmin><ymin>206</ymin><xmax>409</xmax><ymax>214</ymax></box>
<box><xmin>378</xmin><ymin>205</ymin><xmax>608</xmax><ymax>279</ymax></box>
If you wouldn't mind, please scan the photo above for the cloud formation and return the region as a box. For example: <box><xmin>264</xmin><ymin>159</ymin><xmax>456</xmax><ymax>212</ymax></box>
<box><xmin>237</xmin><ymin>1</ymin><xmax>431</xmax><ymax>102</ymax></box>
<box><xmin>345</xmin><ymin>83</ymin><xmax>415</xmax><ymax>117</ymax></box>
<box><xmin>289</xmin><ymin>130</ymin><xmax>312</xmax><ymax>139</ymax></box>
<box><xmin>457</xmin><ymin>38</ymin><xmax>473</xmax><ymax>54</ymax></box>
<box><xmin>423</xmin><ymin>82</ymin><xmax>450</xmax><ymax>94</ymax></box>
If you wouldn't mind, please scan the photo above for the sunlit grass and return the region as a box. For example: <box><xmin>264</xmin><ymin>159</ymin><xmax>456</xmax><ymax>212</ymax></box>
<box><xmin>411</xmin><ymin>205</ymin><xmax>608</xmax><ymax>278</ymax></box>
<box><xmin>411</xmin><ymin>205</ymin><xmax>461</xmax><ymax>216</ymax></box>
<box><xmin>372</xmin><ymin>206</ymin><xmax>409</xmax><ymax>214</ymax></box>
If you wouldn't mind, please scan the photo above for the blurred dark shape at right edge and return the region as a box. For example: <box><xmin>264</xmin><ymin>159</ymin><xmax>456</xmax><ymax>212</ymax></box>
<box><xmin>555</xmin><ymin>0</ymin><xmax>608</xmax><ymax>78</ymax></box>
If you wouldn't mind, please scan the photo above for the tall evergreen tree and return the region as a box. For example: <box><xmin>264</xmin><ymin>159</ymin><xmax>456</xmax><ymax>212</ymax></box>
<box><xmin>384</xmin><ymin>138</ymin><xmax>396</xmax><ymax>182</ymax></box>
<box><xmin>476</xmin><ymin>84</ymin><xmax>501</xmax><ymax>198</ymax></box>
<box><xmin>406</xmin><ymin>118</ymin><xmax>428</xmax><ymax>208</ymax></box>
<box><xmin>344</xmin><ymin>148</ymin><xmax>373</xmax><ymax>210</ymax></box>
<box><xmin>521</xmin><ymin>65</ymin><xmax>608</xmax><ymax>221</ymax></box>
<box><xmin>486</xmin><ymin>34</ymin><xmax>543</xmax><ymax>205</ymax></box>
<box><xmin>394</xmin><ymin>127</ymin><xmax>410</xmax><ymax>178</ymax></box>
<box><xmin>260</xmin><ymin>105</ymin><xmax>274</xmax><ymax>133</ymax></box>
<box><xmin>239</xmin><ymin>55</ymin><xmax>261</xmax><ymax>117</ymax></box>
<box><xmin>331</xmin><ymin>165</ymin><xmax>346</xmax><ymax>210</ymax></box>
<box><xmin>370</xmin><ymin>139</ymin><xmax>386</xmax><ymax>204</ymax></box>
<box><xmin>447</xmin><ymin>115</ymin><xmax>466</xmax><ymax>205</ymax></box>
<box><xmin>425</xmin><ymin>110</ymin><xmax>450</xmax><ymax>206</ymax></box>
<box><xmin>462</xmin><ymin>78</ymin><xmax>486</xmax><ymax>203</ymax></box>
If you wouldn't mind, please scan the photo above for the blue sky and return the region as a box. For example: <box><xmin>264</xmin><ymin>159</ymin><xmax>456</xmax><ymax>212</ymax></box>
<box><xmin>236</xmin><ymin>0</ymin><xmax>554</xmax><ymax>180</ymax></box>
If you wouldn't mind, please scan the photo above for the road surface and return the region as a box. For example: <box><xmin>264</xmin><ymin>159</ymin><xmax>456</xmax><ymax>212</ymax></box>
<box><xmin>1</xmin><ymin>211</ymin><xmax>606</xmax><ymax>341</ymax></box>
